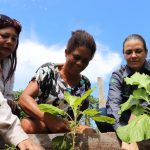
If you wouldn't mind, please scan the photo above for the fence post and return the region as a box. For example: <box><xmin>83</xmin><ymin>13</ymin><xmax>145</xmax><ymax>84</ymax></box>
<box><xmin>97</xmin><ymin>77</ymin><xmax>106</xmax><ymax>108</ymax></box>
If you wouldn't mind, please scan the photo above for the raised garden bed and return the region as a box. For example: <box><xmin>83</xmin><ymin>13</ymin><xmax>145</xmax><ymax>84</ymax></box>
<box><xmin>0</xmin><ymin>132</ymin><xmax>149</xmax><ymax>150</ymax></box>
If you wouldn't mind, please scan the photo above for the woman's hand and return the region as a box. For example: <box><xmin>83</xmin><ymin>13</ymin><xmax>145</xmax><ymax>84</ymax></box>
<box><xmin>76</xmin><ymin>125</ymin><xmax>96</xmax><ymax>134</ymax></box>
<box><xmin>121</xmin><ymin>142</ymin><xmax>139</xmax><ymax>150</ymax></box>
<box><xmin>44</xmin><ymin>113</ymin><xmax>70</xmax><ymax>133</ymax></box>
<box><xmin>17</xmin><ymin>139</ymin><xmax>45</xmax><ymax>150</ymax></box>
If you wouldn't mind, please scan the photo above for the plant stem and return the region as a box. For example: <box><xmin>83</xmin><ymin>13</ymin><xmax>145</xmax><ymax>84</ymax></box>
<box><xmin>72</xmin><ymin>109</ymin><xmax>78</xmax><ymax>150</ymax></box>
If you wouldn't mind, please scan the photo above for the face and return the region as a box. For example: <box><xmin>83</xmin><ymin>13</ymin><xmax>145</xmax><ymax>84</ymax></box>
<box><xmin>123</xmin><ymin>39</ymin><xmax>147</xmax><ymax>71</ymax></box>
<box><xmin>65</xmin><ymin>46</ymin><xmax>93</xmax><ymax>75</ymax></box>
<box><xmin>0</xmin><ymin>27</ymin><xmax>18</xmax><ymax>59</ymax></box>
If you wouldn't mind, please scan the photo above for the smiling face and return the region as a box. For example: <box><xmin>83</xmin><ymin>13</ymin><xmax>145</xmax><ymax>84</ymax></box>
<box><xmin>0</xmin><ymin>27</ymin><xmax>18</xmax><ymax>59</ymax></box>
<box><xmin>65</xmin><ymin>46</ymin><xmax>92</xmax><ymax>75</ymax></box>
<box><xmin>123</xmin><ymin>38</ymin><xmax>147</xmax><ymax>71</ymax></box>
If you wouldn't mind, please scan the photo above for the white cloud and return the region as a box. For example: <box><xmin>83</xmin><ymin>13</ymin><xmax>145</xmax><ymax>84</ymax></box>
<box><xmin>14</xmin><ymin>39</ymin><xmax>122</xmax><ymax>90</ymax></box>
<box><xmin>82</xmin><ymin>42</ymin><xmax>122</xmax><ymax>82</ymax></box>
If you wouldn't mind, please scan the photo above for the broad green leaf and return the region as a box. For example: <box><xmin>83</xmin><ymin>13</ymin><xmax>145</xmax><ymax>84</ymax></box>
<box><xmin>82</xmin><ymin>109</ymin><xmax>100</xmax><ymax>116</ymax></box>
<box><xmin>133</xmin><ymin>88</ymin><xmax>149</xmax><ymax>103</ymax></box>
<box><xmin>131</xmin><ymin>105</ymin><xmax>145</xmax><ymax>116</ymax></box>
<box><xmin>119</xmin><ymin>88</ymin><xmax>150</xmax><ymax>115</ymax></box>
<box><xmin>146</xmin><ymin>83</ymin><xmax>150</xmax><ymax>94</ymax></box>
<box><xmin>92</xmin><ymin>116</ymin><xmax>115</xmax><ymax>124</ymax></box>
<box><xmin>117</xmin><ymin>114</ymin><xmax>150</xmax><ymax>143</ymax></box>
<box><xmin>64</xmin><ymin>92</ymin><xmax>78</xmax><ymax>108</ymax></box>
<box><xmin>125</xmin><ymin>72</ymin><xmax>150</xmax><ymax>92</ymax></box>
<box><xmin>38</xmin><ymin>104</ymin><xmax>65</xmax><ymax>116</ymax></box>
<box><xmin>52</xmin><ymin>134</ymin><xmax>73</xmax><ymax>150</ymax></box>
<box><xmin>73</xmin><ymin>88</ymin><xmax>94</xmax><ymax>110</ymax></box>
<box><xmin>64</xmin><ymin>88</ymin><xmax>95</xmax><ymax>111</ymax></box>
<box><xmin>118</xmin><ymin>95</ymin><xmax>139</xmax><ymax>115</ymax></box>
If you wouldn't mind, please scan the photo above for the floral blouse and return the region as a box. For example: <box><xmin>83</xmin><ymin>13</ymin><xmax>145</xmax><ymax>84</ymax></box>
<box><xmin>32</xmin><ymin>62</ymin><xmax>91</xmax><ymax>118</ymax></box>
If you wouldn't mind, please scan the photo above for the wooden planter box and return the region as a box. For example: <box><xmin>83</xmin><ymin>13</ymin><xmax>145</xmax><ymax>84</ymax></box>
<box><xmin>0</xmin><ymin>132</ymin><xmax>149</xmax><ymax>150</ymax></box>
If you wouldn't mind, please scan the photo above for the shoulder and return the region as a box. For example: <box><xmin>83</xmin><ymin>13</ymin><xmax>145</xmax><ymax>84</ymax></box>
<box><xmin>37</xmin><ymin>62</ymin><xmax>56</xmax><ymax>70</ymax></box>
<box><xmin>110</xmin><ymin>65</ymin><xmax>127</xmax><ymax>84</ymax></box>
<box><xmin>81</xmin><ymin>75</ymin><xmax>90</xmax><ymax>83</ymax></box>
<box><xmin>142</xmin><ymin>59</ymin><xmax>150</xmax><ymax>73</ymax></box>
<box><xmin>35</xmin><ymin>62</ymin><xmax>57</xmax><ymax>74</ymax></box>
<box><xmin>33</xmin><ymin>62</ymin><xmax>58</xmax><ymax>81</ymax></box>
<box><xmin>80</xmin><ymin>75</ymin><xmax>91</xmax><ymax>88</ymax></box>
<box><xmin>145</xmin><ymin>59</ymin><xmax>150</xmax><ymax>68</ymax></box>
<box><xmin>112</xmin><ymin>65</ymin><xmax>127</xmax><ymax>78</ymax></box>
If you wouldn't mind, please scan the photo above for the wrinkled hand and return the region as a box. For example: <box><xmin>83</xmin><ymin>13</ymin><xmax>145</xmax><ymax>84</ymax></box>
<box><xmin>44</xmin><ymin>113</ymin><xmax>70</xmax><ymax>133</ymax></box>
<box><xmin>17</xmin><ymin>139</ymin><xmax>45</xmax><ymax>150</ymax></box>
<box><xmin>121</xmin><ymin>142</ymin><xmax>139</xmax><ymax>150</ymax></box>
<box><xmin>76</xmin><ymin>125</ymin><xmax>97</xmax><ymax>134</ymax></box>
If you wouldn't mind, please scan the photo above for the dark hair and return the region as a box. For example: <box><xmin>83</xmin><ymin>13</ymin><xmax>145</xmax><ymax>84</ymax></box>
<box><xmin>0</xmin><ymin>14</ymin><xmax>22</xmax><ymax>82</ymax></box>
<box><xmin>66</xmin><ymin>30</ymin><xmax>96</xmax><ymax>58</ymax></box>
<box><xmin>123</xmin><ymin>34</ymin><xmax>148</xmax><ymax>53</ymax></box>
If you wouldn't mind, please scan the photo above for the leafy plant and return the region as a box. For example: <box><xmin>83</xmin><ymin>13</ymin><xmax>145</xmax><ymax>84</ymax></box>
<box><xmin>38</xmin><ymin>87</ymin><xmax>115</xmax><ymax>150</ymax></box>
<box><xmin>80</xmin><ymin>96</ymin><xmax>99</xmax><ymax>126</ymax></box>
<box><xmin>117</xmin><ymin>72</ymin><xmax>150</xmax><ymax>143</ymax></box>
<box><xmin>14</xmin><ymin>90</ymin><xmax>27</xmax><ymax>120</ymax></box>
<box><xmin>3</xmin><ymin>144</ymin><xmax>16</xmax><ymax>150</ymax></box>
<box><xmin>14</xmin><ymin>90</ymin><xmax>23</xmax><ymax>101</ymax></box>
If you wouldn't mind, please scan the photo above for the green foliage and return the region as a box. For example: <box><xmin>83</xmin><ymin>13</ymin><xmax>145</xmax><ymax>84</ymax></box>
<box><xmin>39</xmin><ymin>104</ymin><xmax>65</xmax><ymax>116</ymax></box>
<box><xmin>91</xmin><ymin>116</ymin><xmax>116</xmax><ymax>124</ymax></box>
<box><xmin>39</xmin><ymin>87</ymin><xmax>115</xmax><ymax>150</ymax></box>
<box><xmin>117</xmin><ymin>114</ymin><xmax>150</xmax><ymax>143</ymax></box>
<box><xmin>80</xmin><ymin>95</ymin><xmax>99</xmax><ymax>126</ymax></box>
<box><xmin>116</xmin><ymin>72</ymin><xmax>150</xmax><ymax>143</ymax></box>
<box><xmin>64</xmin><ymin>88</ymin><xmax>94</xmax><ymax>112</ymax></box>
<box><xmin>14</xmin><ymin>90</ymin><xmax>23</xmax><ymax>101</ymax></box>
<box><xmin>14</xmin><ymin>89</ymin><xmax>27</xmax><ymax>120</ymax></box>
<box><xmin>88</xmin><ymin>95</ymin><xmax>99</xmax><ymax>110</ymax></box>
<box><xmin>52</xmin><ymin>134</ymin><xmax>73</xmax><ymax>150</ymax></box>
<box><xmin>3</xmin><ymin>144</ymin><xmax>16</xmax><ymax>150</ymax></box>
<box><xmin>124</xmin><ymin>72</ymin><xmax>150</xmax><ymax>94</ymax></box>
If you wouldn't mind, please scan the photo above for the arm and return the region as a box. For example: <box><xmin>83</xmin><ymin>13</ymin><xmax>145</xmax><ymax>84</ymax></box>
<box><xmin>106</xmin><ymin>72</ymin><xmax>123</xmax><ymax>130</ymax></box>
<box><xmin>18</xmin><ymin>80</ymin><xmax>44</xmax><ymax>121</ymax></box>
<box><xmin>0</xmin><ymin>96</ymin><xmax>44</xmax><ymax>150</ymax></box>
<box><xmin>0</xmin><ymin>92</ymin><xmax>28</xmax><ymax>147</ymax></box>
<box><xmin>18</xmin><ymin>80</ymin><xmax>70</xmax><ymax>133</ymax></box>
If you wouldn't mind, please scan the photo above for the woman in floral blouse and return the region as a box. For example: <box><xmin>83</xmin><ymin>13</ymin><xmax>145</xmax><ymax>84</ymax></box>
<box><xmin>18</xmin><ymin>30</ymin><xmax>96</xmax><ymax>133</ymax></box>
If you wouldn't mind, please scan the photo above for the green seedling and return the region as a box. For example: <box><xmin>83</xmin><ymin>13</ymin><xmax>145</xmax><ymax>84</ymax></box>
<box><xmin>39</xmin><ymin>87</ymin><xmax>115</xmax><ymax>150</ymax></box>
<box><xmin>117</xmin><ymin>72</ymin><xmax>150</xmax><ymax>143</ymax></box>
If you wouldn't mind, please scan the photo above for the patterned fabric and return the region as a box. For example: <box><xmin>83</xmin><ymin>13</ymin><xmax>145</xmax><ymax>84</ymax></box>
<box><xmin>32</xmin><ymin>62</ymin><xmax>91</xmax><ymax>118</ymax></box>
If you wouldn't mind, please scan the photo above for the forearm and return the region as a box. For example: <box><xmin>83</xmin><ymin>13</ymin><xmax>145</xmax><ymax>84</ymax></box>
<box><xmin>43</xmin><ymin>113</ymin><xmax>70</xmax><ymax>133</ymax></box>
<box><xmin>19</xmin><ymin>94</ymin><xmax>44</xmax><ymax>121</ymax></box>
<box><xmin>0</xmin><ymin>99</ymin><xmax>28</xmax><ymax>147</ymax></box>
<box><xmin>107</xmin><ymin>73</ymin><xmax>123</xmax><ymax>130</ymax></box>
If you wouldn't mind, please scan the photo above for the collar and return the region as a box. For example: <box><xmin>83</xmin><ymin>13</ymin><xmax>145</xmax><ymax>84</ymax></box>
<box><xmin>122</xmin><ymin>59</ymin><xmax>150</xmax><ymax>77</ymax></box>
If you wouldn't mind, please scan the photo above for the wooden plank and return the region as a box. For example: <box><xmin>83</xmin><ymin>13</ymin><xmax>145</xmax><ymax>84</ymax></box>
<box><xmin>97</xmin><ymin>77</ymin><xmax>106</xmax><ymax>108</ymax></box>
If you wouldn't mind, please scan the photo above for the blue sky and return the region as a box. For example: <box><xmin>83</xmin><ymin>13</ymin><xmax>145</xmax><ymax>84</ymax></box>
<box><xmin>0</xmin><ymin>0</ymin><xmax>150</xmax><ymax>99</ymax></box>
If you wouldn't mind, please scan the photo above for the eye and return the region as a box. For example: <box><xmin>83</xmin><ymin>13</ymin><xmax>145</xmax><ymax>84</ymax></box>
<box><xmin>0</xmin><ymin>33</ymin><xmax>18</xmax><ymax>42</ymax></box>
<box><xmin>11</xmin><ymin>36</ymin><xmax>18</xmax><ymax>42</ymax></box>
<box><xmin>73</xmin><ymin>55</ymin><xmax>80</xmax><ymax>61</ymax></box>
<box><xmin>124</xmin><ymin>49</ymin><xmax>132</xmax><ymax>55</ymax></box>
<box><xmin>135</xmin><ymin>48</ymin><xmax>143</xmax><ymax>54</ymax></box>
<box><xmin>0</xmin><ymin>33</ymin><xmax>9</xmax><ymax>39</ymax></box>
